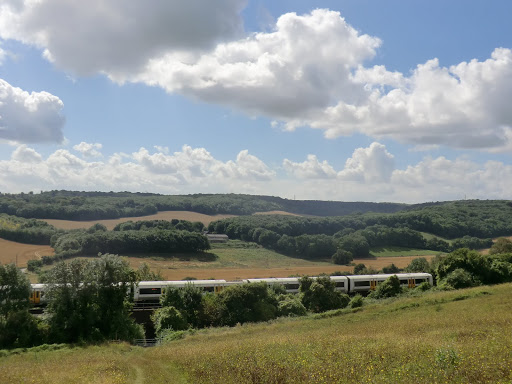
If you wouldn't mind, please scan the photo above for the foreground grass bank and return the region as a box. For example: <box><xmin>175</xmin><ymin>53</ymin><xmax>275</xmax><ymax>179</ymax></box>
<box><xmin>1</xmin><ymin>284</ymin><xmax>511</xmax><ymax>383</ymax></box>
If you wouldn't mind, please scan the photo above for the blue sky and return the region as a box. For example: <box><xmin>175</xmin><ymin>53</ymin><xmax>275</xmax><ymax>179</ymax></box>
<box><xmin>0</xmin><ymin>0</ymin><xmax>512</xmax><ymax>202</ymax></box>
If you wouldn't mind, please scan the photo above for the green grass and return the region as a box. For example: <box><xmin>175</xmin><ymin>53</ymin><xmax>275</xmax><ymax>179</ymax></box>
<box><xmin>370</xmin><ymin>246</ymin><xmax>439</xmax><ymax>257</ymax></box>
<box><xmin>207</xmin><ymin>241</ymin><xmax>332</xmax><ymax>268</ymax></box>
<box><xmin>2</xmin><ymin>284</ymin><xmax>511</xmax><ymax>383</ymax></box>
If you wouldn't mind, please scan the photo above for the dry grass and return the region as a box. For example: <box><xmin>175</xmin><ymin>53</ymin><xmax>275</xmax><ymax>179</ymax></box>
<box><xmin>0</xmin><ymin>238</ymin><xmax>54</xmax><ymax>267</ymax></box>
<box><xmin>125</xmin><ymin>255</ymin><xmax>434</xmax><ymax>280</ymax></box>
<box><xmin>43</xmin><ymin>211</ymin><xmax>236</xmax><ymax>230</ymax></box>
<box><xmin>1</xmin><ymin>284</ymin><xmax>510</xmax><ymax>383</ymax></box>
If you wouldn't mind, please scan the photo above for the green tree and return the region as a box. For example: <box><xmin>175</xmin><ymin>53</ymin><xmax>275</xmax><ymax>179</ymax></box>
<box><xmin>405</xmin><ymin>257</ymin><xmax>431</xmax><ymax>273</ymax></box>
<box><xmin>331</xmin><ymin>249</ymin><xmax>353</xmax><ymax>265</ymax></box>
<box><xmin>299</xmin><ymin>276</ymin><xmax>348</xmax><ymax>313</ymax></box>
<box><xmin>0</xmin><ymin>263</ymin><xmax>31</xmax><ymax>316</ymax></box>
<box><xmin>44</xmin><ymin>254</ymin><xmax>142</xmax><ymax>343</ymax></box>
<box><xmin>152</xmin><ymin>306</ymin><xmax>188</xmax><ymax>337</ymax></box>
<box><xmin>489</xmin><ymin>238</ymin><xmax>512</xmax><ymax>255</ymax></box>
<box><xmin>160</xmin><ymin>283</ymin><xmax>204</xmax><ymax>328</ymax></box>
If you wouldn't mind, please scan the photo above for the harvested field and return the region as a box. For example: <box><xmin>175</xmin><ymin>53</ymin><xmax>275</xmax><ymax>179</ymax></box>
<box><xmin>123</xmin><ymin>255</ymin><xmax>434</xmax><ymax>280</ymax></box>
<box><xmin>253</xmin><ymin>210</ymin><xmax>302</xmax><ymax>216</ymax></box>
<box><xmin>43</xmin><ymin>211</ymin><xmax>236</xmax><ymax>230</ymax></box>
<box><xmin>0</xmin><ymin>238</ymin><xmax>54</xmax><ymax>267</ymax></box>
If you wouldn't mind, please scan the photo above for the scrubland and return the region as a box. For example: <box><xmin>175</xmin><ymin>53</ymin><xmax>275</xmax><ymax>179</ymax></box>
<box><xmin>1</xmin><ymin>283</ymin><xmax>511</xmax><ymax>383</ymax></box>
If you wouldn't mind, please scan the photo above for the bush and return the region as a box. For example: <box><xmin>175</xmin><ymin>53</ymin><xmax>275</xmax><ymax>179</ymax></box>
<box><xmin>442</xmin><ymin>268</ymin><xmax>479</xmax><ymax>289</ymax></box>
<box><xmin>299</xmin><ymin>276</ymin><xmax>348</xmax><ymax>313</ymax></box>
<box><xmin>331</xmin><ymin>249</ymin><xmax>353</xmax><ymax>265</ymax></box>
<box><xmin>405</xmin><ymin>257</ymin><xmax>431</xmax><ymax>273</ymax></box>
<box><xmin>152</xmin><ymin>306</ymin><xmax>188</xmax><ymax>337</ymax></box>
<box><xmin>277</xmin><ymin>297</ymin><xmax>307</xmax><ymax>317</ymax></box>
<box><xmin>370</xmin><ymin>275</ymin><xmax>402</xmax><ymax>299</ymax></box>
<box><xmin>382</xmin><ymin>263</ymin><xmax>400</xmax><ymax>274</ymax></box>
<box><xmin>27</xmin><ymin>259</ymin><xmax>43</xmax><ymax>272</ymax></box>
<box><xmin>349</xmin><ymin>294</ymin><xmax>364</xmax><ymax>308</ymax></box>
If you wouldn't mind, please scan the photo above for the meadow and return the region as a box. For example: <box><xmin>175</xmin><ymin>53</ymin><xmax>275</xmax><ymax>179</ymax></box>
<box><xmin>0</xmin><ymin>238</ymin><xmax>54</xmax><ymax>268</ymax></box>
<box><xmin>1</xmin><ymin>283</ymin><xmax>510</xmax><ymax>383</ymax></box>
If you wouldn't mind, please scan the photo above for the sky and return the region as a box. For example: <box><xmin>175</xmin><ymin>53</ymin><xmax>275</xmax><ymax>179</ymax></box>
<box><xmin>0</xmin><ymin>0</ymin><xmax>512</xmax><ymax>203</ymax></box>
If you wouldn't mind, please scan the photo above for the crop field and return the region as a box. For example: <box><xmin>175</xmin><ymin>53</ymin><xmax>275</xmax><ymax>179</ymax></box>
<box><xmin>0</xmin><ymin>238</ymin><xmax>54</xmax><ymax>268</ymax></box>
<box><xmin>87</xmin><ymin>240</ymin><xmax>434</xmax><ymax>280</ymax></box>
<box><xmin>1</xmin><ymin>284</ymin><xmax>510</xmax><ymax>383</ymax></box>
<box><xmin>43</xmin><ymin>210</ymin><xmax>236</xmax><ymax>230</ymax></box>
<box><xmin>370</xmin><ymin>246</ymin><xmax>439</xmax><ymax>258</ymax></box>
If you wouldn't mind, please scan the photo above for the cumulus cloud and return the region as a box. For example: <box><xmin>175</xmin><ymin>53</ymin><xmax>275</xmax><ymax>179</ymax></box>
<box><xmin>2</xmin><ymin>5</ymin><xmax>512</xmax><ymax>151</ymax></box>
<box><xmin>0</xmin><ymin>144</ymin><xmax>276</xmax><ymax>194</ymax></box>
<box><xmin>0</xmin><ymin>79</ymin><xmax>65</xmax><ymax>143</ymax></box>
<box><xmin>283</xmin><ymin>155</ymin><xmax>337</xmax><ymax>179</ymax></box>
<box><xmin>73</xmin><ymin>142</ymin><xmax>103</xmax><ymax>158</ymax></box>
<box><xmin>0</xmin><ymin>0</ymin><xmax>246</xmax><ymax>77</ymax></box>
<box><xmin>1</xmin><ymin>142</ymin><xmax>512</xmax><ymax>202</ymax></box>
<box><xmin>134</xmin><ymin>9</ymin><xmax>380</xmax><ymax>121</ymax></box>
<box><xmin>132</xmin><ymin>11</ymin><xmax>512</xmax><ymax>152</ymax></box>
<box><xmin>338</xmin><ymin>142</ymin><xmax>395</xmax><ymax>182</ymax></box>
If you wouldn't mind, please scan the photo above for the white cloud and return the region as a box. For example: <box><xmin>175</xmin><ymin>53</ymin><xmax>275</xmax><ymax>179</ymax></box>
<box><xmin>1</xmin><ymin>142</ymin><xmax>512</xmax><ymax>202</ymax></box>
<box><xmin>0</xmin><ymin>79</ymin><xmax>65</xmax><ymax>143</ymax></box>
<box><xmin>11</xmin><ymin>144</ymin><xmax>42</xmax><ymax>162</ymax></box>
<box><xmin>73</xmin><ymin>142</ymin><xmax>103</xmax><ymax>158</ymax></box>
<box><xmin>0</xmin><ymin>0</ymin><xmax>246</xmax><ymax>77</ymax></box>
<box><xmin>338</xmin><ymin>142</ymin><xmax>395</xmax><ymax>182</ymax></box>
<box><xmin>283</xmin><ymin>155</ymin><xmax>337</xmax><ymax>179</ymax></box>
<box><xmin>2</xmin><ymin>6</ymin><xmax>512</xmax><ymax>151</ymax></box>
<box><xmin>134</xmin><ymin>9</ymin><xmax>380</xmax><ymax>121</ymax></box>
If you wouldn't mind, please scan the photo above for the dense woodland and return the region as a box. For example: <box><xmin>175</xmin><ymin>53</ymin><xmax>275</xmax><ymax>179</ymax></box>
<box><xmin>1</xmin><ymin>193</ymin><xmax>511</xmax><ymax>263</ymax></box>
<box><xmin>0</xmin><ymin>190</ymin><xmax>418</xmax><ymax>219</ymax></box>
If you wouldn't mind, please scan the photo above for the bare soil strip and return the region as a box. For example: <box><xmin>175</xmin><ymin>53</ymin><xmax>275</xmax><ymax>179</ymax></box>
<box><xmin>43</xmin><ymin>211</ymin><xmax>236</xmax><ymax>230</ymax></box>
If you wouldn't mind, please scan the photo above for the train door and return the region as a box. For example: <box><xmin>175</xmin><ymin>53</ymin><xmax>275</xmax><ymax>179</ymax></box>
<box><xmin>30</xmin><ymin>290</ymin><xmax>40</xmax><ymax>305</ymax></box>
<box><xmin>370</xmin><ymin>280</ymin><xmax>377</xmax><ymax>291</ymax></box>
<box><xmin>408</xmin><ymin>278</ymin><xmax>415</xmax><ymax>288</ymax></box>
<box><xmin>215</xmin><ymin>286</ymin><xmax>224</xmax><ymax>294</ymax></box>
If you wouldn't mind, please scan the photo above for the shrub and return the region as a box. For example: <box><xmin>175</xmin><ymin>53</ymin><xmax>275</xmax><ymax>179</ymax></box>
<box><xmin>331</xmin><ymin>249</ymin><xmax>353</xmax><ymax>265</ymax></box>
<box><xmin>299</xmin><ymin>276</ymin><xmax>348</xmax><ymax>313</ymax></box>
<box><xmin>382</xmin><ymin>263</ymin><xmax>400</xmax><ymax>274</ymax></box>
<box><xmin>349</xmin><ymin>294</ymin><xmax>364</xmax><ymax>308</ymax></box>
<box><xmin>277</xmin><ymin>297</ymin><xmax>307</xmax><ymax>317</ymax></box>
<box><xmin>152</xmin><ymin>306</ymin><xmax>188</xmax><ymax>337</ymax></box>
<box><xmin>371</xmin><ymin>275</ymin><xmax>402</xmax><ymax>299</ymax></box>
<box><xmin>442</xmin><ymin>268</ymin><xmax>479</xmax><ymax>289</ymax></box>
<box><xmin>27</xmin><ymin>259</ymin><xmax>43</xmax><ymax>272</ymax></box>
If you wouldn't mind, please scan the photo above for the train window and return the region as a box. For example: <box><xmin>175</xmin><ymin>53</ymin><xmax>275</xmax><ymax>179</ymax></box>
<box><xmin>415</xmin><ymin>279</ymin><xmax>426</xmax><ymax>284</ymax></box>
<box><xmin>139</xmin><ymin>288</ymin><xmax>162</xmax><ymax>295</ymax></box>
<box><xmin>400</xmin><ymin>280</ymin><xmax>408</xmax><ymax>285</ymax></box>
<box><xmin>284</xmin><ymin>284</ymin><xmax>300</xmax><ymax>290</ymax></box>
<box><xmin>354</xmin><ymin>281</ymin><xmax>369</xmax><ymax>287</ymax></box>
<box><xmin>335</xmin><ymin>282</ymin><xmax>345</xmax><ymax>287</ymax></box>
<box><xmin>203</xmin><ymin>287</ymin><xmax>215</xmax><ymax>292</ymax></box>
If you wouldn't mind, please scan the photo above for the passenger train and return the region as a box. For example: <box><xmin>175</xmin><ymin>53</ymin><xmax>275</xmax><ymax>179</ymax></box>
<box><xmin>29</xmin><ymin>273</ymin><xmax>433</xmax><ymax>305</ymax></box>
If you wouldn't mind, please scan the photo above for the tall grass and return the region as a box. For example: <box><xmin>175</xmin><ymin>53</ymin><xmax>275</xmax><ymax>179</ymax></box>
<box><xmin>1</xmin><ymin>284</ymin><xmax>511</xmax><ymax>383</ymax></box>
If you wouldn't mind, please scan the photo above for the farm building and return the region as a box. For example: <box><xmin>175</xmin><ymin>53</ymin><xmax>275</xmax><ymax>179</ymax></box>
<box><xmin>206</xmin><ymin>234</ymin><xmax>229</xmax><ymax>243</ymax></box>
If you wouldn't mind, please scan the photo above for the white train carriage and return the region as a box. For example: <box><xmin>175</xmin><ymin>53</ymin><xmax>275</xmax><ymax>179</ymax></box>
<box><xmin>347</xmin><ymin>273</ymin><xmax>433</xmax><ymax>293</ymax></box>
<box><xmin>134</xmin><ymin>279</ymin><xmax>228</xmax><ymax>301</ymax></box>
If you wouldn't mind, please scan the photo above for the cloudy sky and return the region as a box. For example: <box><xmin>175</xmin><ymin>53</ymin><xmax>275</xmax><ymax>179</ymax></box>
<box><xmin>1</xmin><ymin>0</ymin><xmax>512</xmax><ymax>203</ymax></box>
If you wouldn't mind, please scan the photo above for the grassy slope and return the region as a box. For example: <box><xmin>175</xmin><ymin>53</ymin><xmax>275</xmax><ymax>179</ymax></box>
<box><xmin>1</xmin><ymin>284</ymin><xmax>511</xmax><ymax>383</ymax></box>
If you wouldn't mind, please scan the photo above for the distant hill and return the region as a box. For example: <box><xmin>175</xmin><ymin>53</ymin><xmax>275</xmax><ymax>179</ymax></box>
<box><xmin>0</xmin><ymin>190</ymin><xmax>434</xmax><ymax>220</ymax></box>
